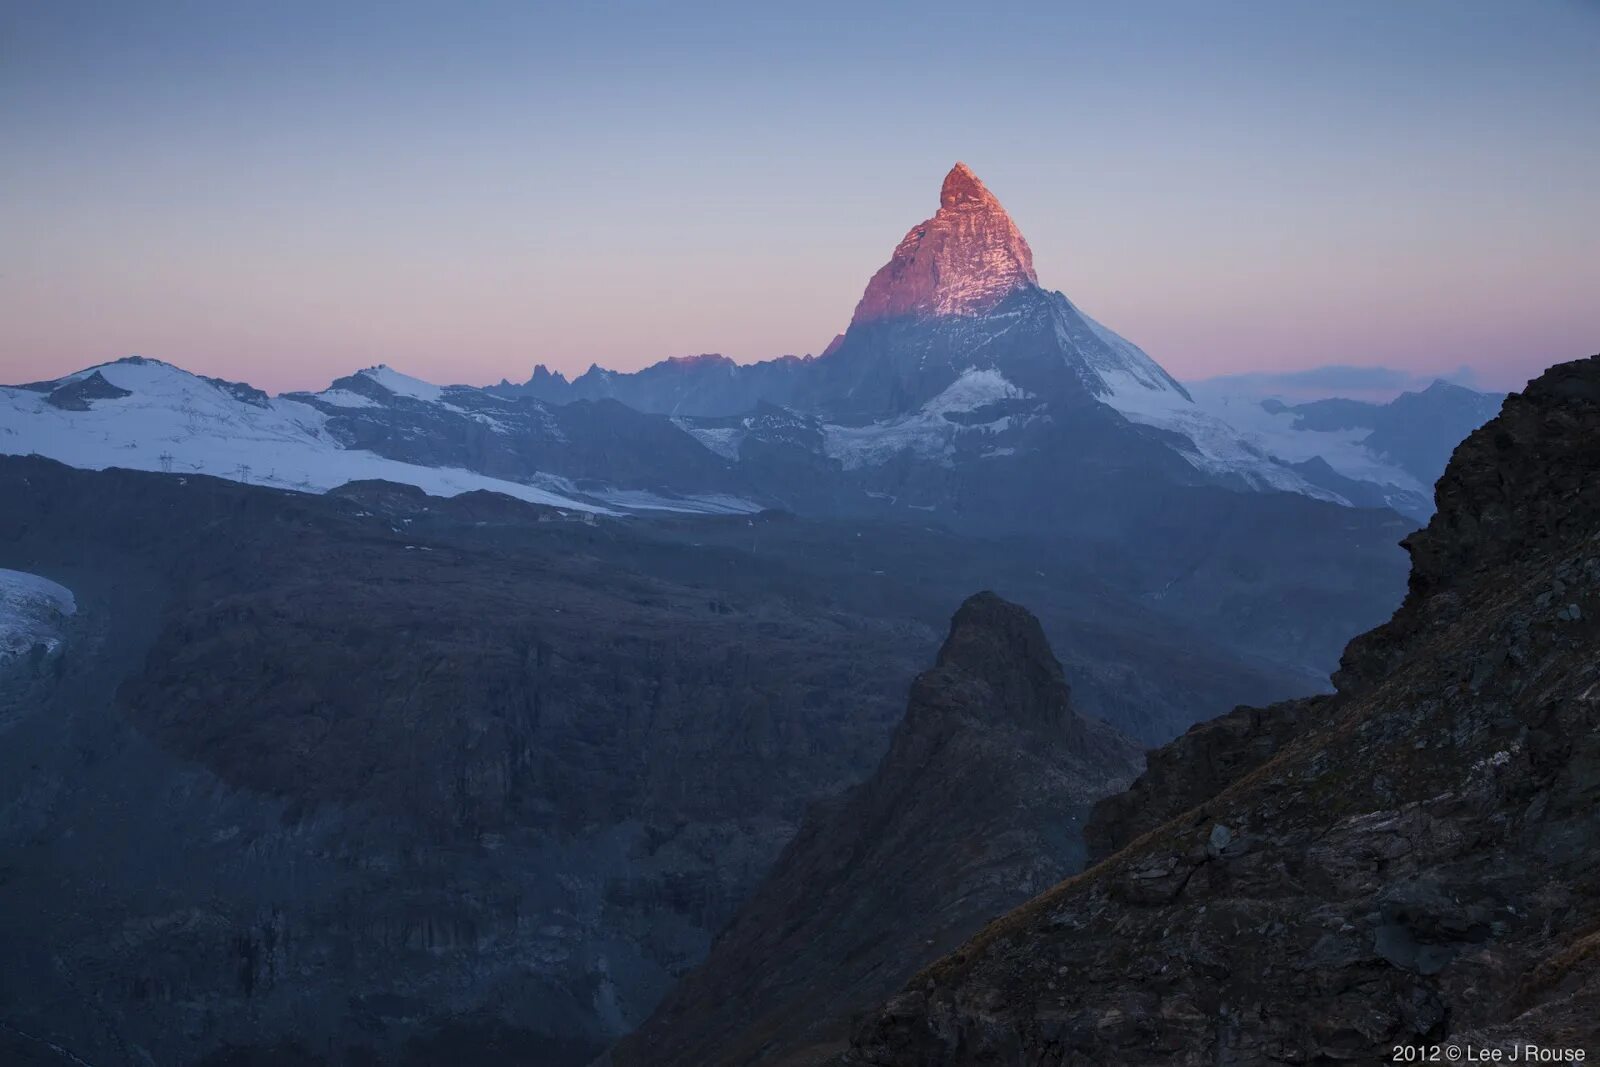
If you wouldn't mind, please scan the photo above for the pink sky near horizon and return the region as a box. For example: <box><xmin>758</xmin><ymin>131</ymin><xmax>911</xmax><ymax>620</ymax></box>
<box><xmin>2</xmin><ymin>2</ymin><xmax>1596</xmax><ymax>396</ymax></box>
<box><xmin>4</xmin><ymin>169</ymin><xmax>1591</xmax><ymax>396</ymax></box>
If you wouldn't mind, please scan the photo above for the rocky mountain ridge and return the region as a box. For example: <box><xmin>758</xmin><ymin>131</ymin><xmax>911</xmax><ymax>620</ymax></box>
<box><xmin>605</xmin><ymin>593</ymin><xmax>1141</xmax><ymax>1067</ymax></box>
<box><xmin>831</xmin><ymin>353</ymin><xmax>1600</xmax><ymax>1064</ymax></box>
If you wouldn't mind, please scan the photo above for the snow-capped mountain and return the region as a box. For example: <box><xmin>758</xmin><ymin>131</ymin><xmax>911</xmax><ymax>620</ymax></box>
<box><xmin>1</xmin><ymin>165</ymin><xmax>1500</xmax><ymax>526</ymax></box>
<box><xmin>512</xmin><ymin>163</ymin><xmax>1496</xmax><ymax>521</ymax></box>
<box><xmin>0</xmin><ymin>358</ymin><xmax>761</xmax><ymax>515</ymax></box>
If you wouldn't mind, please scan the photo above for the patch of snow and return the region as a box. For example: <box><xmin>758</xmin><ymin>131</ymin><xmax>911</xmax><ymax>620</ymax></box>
<box><xmin>1051</xmin><ymin>298</ymin><xmax>1190</xmax><ymax>400</ymax></box>
<box><xmin>593</xmin><ymin>489</ymin><xmax>764</xmax><ymax>515</ymax></box>
<box><xmin>921</xmin><ymin>367</ymin><xmax>1024</xmax><ymax>415</ymax></box>
<box><xmin>824</xmin><ymin>368</ymin><xmax>1029</xmax><ymax>470</ymax></box>
<box><xmin>0</xmin><ymin>568</ymin><xmax>76</xmax><ymax>659</ymax></box>
<box><xmin>313</xmin><ymin>388</ymin><xmax>380</xmax><ymax>409</ymax></box>
<box><xmin>1097</xmin><ymin>368</ymin><xmax>1345</xmax><ymax>499</ymax></box>
<box><xmin>675</xmin><ymin>421</ymin><xmax>744</xmax><ymax>460</ymax></box>
<box><xmin>356</xmin><ymin>365</ymin><xmax>445</xmax><ymax>403</ymax></box>
<box><xmin>464</xmin><ymin>411</ymin><xmax>514</xmax><ymax>435</ymax></box>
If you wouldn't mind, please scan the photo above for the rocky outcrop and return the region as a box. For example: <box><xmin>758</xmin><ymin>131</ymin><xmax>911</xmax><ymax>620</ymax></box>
<box><xmin>1336</xmin><ymin>355</ymin><xmax>1597</xmax><ymax>694</ymax></box>
<box><xmin>44</xmin><ymin>369</ymin><xmax>130</xmax><ymax>410</ymax></box>
<box><xmin>837</xmin><ymin>354</ymin><xmax>1600</xmax><ymax>1064</ymax></box>
<box><xmin>606</xmin><ymin>593</ymin><xmax>1141</xmax><ymax>1067</ymax></box>
<box><xmin>1084</xmin><ymin>697</ymin><xmax>1318</xmax><ymax>863</ymax></box>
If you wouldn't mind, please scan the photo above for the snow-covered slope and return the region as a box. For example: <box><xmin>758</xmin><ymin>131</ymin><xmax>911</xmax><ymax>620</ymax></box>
<box><xmin>1053</xmin><ymin>308</ymin><xmax>1450</xmax><ymax>515</ymax></box>
<box><xmin>1097</xmin><ymin>365</ymin><xmax>1493</xmax><ymax>518</ymax></box>
<box><xmin>1052</xmin><ymin>297</ymin><xmax>1192</xmax><ymax>402</ymax></box>
<box><xmin>0</xmin><ymin>352</ymin><xmax>1487</xmax><ymax>526</ymax></box>
<box><xmin>0</xmin><ymin>358</ymin><xmax>608</xmax><ymax>512</ymax></box>
<box><xmin>822</xmin><ymin>367</ymin><xmax>1036</xmax><ymax>469</ymax></box>
<box><xmin>0</xmin><ymin>568</ymin><xmax>75</xmax><ymax>660</ymax></box>
<box><xmin>1187</xmin><ymin>381</ymin><xmax>1432</xmax><ymax>492</ymax></box>
<box><xmin>674</xmin><ymin>367</ymin><xmax>1041</xmax><ymax>472</ymax></box>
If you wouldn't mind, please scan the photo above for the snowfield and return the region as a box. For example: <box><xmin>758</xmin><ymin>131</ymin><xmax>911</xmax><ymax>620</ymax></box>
<box><xmin>823</xmin><ymin>368</ymin><xmax>1031</xmax><ymax>469</ymax></box>
<box><xmin>1183</xmin><ymin>380</ymin><xmax>1430</xmax><ymax>493</ymax></box>
<box><xmin>0</xmin><ymin>568</ymin><xmax>76</xmax><ymax>659</ymax></box>
<box><xmin>0</xmin><ymin>359</ymin><xmax>610</xmax><ymax>512</ymax></box>
<box><xmin>1053</xmin><ymin>303</ymin><xmax>1429</xmax><ymax>507</ymax></box>
<box><xmin>356</xmin><ymin>364</ymin><xmax>446</xmax><ymax>403</ymax></box>
<box><xmin>673</xmin><ymin>420</ymin><xmax>745</xmax><ymax>460</ymax></box>
<box><xmin>1098</xmin><ymin>367</ymin><xmax>1347</xmax><ymax>501</ymax></box>
<box><xmin>1095</xmin><ymin>364</ymin><xmax>1429</xmax><ymax>507</ymax></box>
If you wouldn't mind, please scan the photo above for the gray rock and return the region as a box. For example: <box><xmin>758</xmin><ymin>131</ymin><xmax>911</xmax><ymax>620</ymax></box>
<box><xmin>1207</xmin><ymin>822</ymin><xmax>1235</xmax><ymax>857</ymax></box>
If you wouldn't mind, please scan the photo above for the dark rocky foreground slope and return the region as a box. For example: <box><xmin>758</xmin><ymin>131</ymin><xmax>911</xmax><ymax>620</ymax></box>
<box><xmin>606</xmin><ymin>594</ymin><xmax>1142</xmax><ymax>1067</ymax></box>
<box><xmin>831</xmin><ymin>354</ymin><xmax>1600</xmax><ymax>1063</ymax></box>
<box><xmin>0</xmin><ymin>456</ymin><xmax>1317</xmax><ymax>1065</ymax></box>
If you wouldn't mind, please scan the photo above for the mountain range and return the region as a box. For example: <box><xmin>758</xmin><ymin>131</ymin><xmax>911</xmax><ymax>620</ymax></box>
<box><xmin>4</xmin><ymin>164</ymin><xmax>1499</xmax><ymax>525</ymax></box>
<box><xmin>0</xmin><ymin>162</ymin><xmax>1555</xmax><ymax>1067</ymax></box>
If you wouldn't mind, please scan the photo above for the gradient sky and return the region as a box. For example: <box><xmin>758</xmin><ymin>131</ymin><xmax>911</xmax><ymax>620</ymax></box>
<box><xmin>2</xmin><ymin>1</ymin><xmax>1597</xmax><ymax>394</ymax></box>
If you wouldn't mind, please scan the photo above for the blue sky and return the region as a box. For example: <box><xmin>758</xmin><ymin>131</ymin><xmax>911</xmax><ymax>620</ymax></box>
<box><xmin>2</xmin><ymin>0</ymin><xmax>1596</xmax><ymax>391</ymax></box>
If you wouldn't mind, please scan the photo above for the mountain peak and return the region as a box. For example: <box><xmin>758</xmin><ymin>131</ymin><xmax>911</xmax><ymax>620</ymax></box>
<box><xmin>939</xmin><ymin>161</ymin><xmax>990</xmax><ymax>208</ymax></box>
<box><xmin>924</xmin><ymin>591</ymin><xmax>1072</xmax><ymax>732</ymax></box>
<box><xmin>850</xmin><ymin>163</ymin><xmax>1038</xmax><ymax>326</ymax></box>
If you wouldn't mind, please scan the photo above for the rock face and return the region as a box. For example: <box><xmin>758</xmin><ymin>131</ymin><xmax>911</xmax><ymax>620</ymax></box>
<box><xmin>0</xmin><ymin>458</ymin><xmax>929</xmax><ymax>1066</ymax></box>
<box><xmin>850</xmin><ymin>164</ymin><xmax>1038</xmax><ymax>325</ymax></box>
<box><xmin>606</xmin><ymin>593</ymin><xmax>1142</xmax><ymax>1067</ymax></box>
<box><xmin>1084</xmin><ymin>698</ymin><xmax>1317</xmax><ymax>863</ymax></box>
<box><xmin>836</xmin><ymin>354</ymin><xmax>1600</xmax><ymax>1064</ymax></box>
<box><xmin>0</xmin><ymin>456</ymin><xmax>1321</xmax><ymax>1067</ymax></box>
<box><xmin>44</xmin><ymin>368</ymin><xmax>131</xmax><ymax>410</ymax></box>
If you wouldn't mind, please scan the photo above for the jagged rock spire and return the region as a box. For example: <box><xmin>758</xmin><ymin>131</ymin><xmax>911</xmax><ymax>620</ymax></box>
<box><xmin>939</xmin><ymin>161</ymin><xmax>992</xmax><ymax>208</ymax></box>
<box><xmin>850</xmin><ymin>163</ymin><xmax>1038</xmax><ymax>326</ymax></box>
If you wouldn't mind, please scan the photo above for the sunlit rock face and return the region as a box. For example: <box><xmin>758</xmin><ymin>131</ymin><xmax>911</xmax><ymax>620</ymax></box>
<box><xmin>850</xmin><ymin>162</ymin><xmax>1039</xmax><ymax>325</ymax></box>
